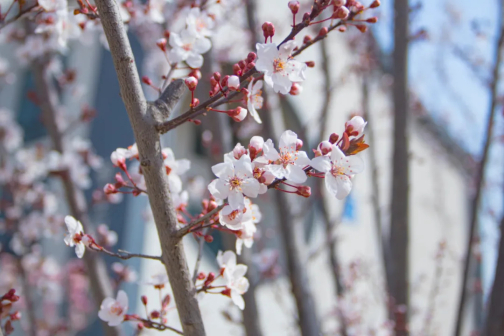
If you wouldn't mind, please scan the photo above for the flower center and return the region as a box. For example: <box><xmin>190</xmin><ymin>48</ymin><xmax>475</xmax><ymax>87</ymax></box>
<box><xmin>182</xmin><ymin>43</ymin><xmax>192</xmax><ymax>51</ymax></box>
<box><xmin>273</xmin><ymin>58</ymin><xmax>286</xmax><ymax>73</ymax></box>
<box><xmin>110</xmin><ymin>302</ymin><xmax>123</xmax><ymax>316</ymax></box>
<box><xmin>228</xmin><ymin>176</ymin><xmax>243</xmax><ymax>190</ymax></box>
<box><xmin>228</xmin><ymin>209</ymin><xmax>240</xmax><ymax>221</ymax></box>
<box><xmin>331</xmin><ymin>165</ymin><xmax>346</xmax><ymax>177</ymax></box>
<box><xmin>73</xmin><ymin>233</ymin><xmax>82</xmax><ymax>244</ymax></box>
<box><xmin>277</xmin><ymin>150</ymin><xmax>294</xmax><ymax>168</ymax></box>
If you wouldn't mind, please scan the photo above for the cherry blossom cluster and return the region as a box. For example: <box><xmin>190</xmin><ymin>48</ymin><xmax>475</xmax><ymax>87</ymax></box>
<box><xmin>0</xmin><ymin>289</ymin><xmax>21</xmax><ymax>335</ymax></box>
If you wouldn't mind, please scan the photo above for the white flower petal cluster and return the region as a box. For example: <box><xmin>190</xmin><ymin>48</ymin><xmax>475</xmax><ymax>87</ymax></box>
<box><xmin>246</xmin><ymin>80</ymin><xmax>264</xmax><ymax>124</ymax></box>
<box><xmin>217</xmin><ymin>250</ymin><xmax>250</xmax><ymax>310</ymax></box>
<box><xmin>64</xmin><ymin>216</ymin><xmax>87</xmax><ymax>258</ymax></box>
<box><xmin>255</xmin><ymin>41</ymin><xmax>307</xmax><ymax>94</ymax></box>
<box><xmin>311</xmin><ymin>145</ymin><xmax>364</xmax><ymax>199</ymax></box>
<box><xmin>262</xmin><ymin>130</ymin><xmax>311</xmax><ymax>183</ymax></box>
<box><xmin>169</xmin><ymin>29</ymin><xmax>212</xmax><ymax>69</ymax></box>
<box><xmin>98</xmin><ymin>290</ymin><xmax>128</xmax><ymax>326</ymax></box>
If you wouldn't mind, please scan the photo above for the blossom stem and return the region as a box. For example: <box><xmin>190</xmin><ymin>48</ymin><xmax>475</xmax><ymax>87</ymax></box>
<box><xmin>89</xmin><ymin>244</ymin><xmax>164</xmax><ymax>263</ymax></box>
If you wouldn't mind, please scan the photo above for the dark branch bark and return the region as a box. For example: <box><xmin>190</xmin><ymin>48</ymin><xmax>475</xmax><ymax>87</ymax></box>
<box><xmin>32</xmin><ymin>59</ymin><xmax>121</xmax><ymax>336</ymax></box>
<box><xmin>92</xmin><ymin>0</ymin><xmax>205</xmax><ymax>334</ymax></box>
<box><xmin>390</xmin><ymin>0</ymin><xmax>410</xmax><ymax>334</ymax></box>
<box><xmin>455</xmin><ymin>2</ymin><xmax>504</xmax><ymax>334</ymax></box>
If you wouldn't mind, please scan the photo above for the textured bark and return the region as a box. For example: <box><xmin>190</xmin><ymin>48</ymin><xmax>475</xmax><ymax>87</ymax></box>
<box><xmin>455</xmin><ymin>2</ymin><xmax>504</xmax><ymax>335</ymax></box>
<box><xmin>483</xmin><ymin>215</ymin><xmax>504</xmax><ymax>336</ymax></box>
<box><xmin>32</xmin><ymin>59</ymin><xmax>121</xmax><ymax>336</ymax></box>
<box><xmin>93</xmin><ymin>0</ymin><xmax>205</xmax><ymax>334</ymax></box>
<box><xmin>390</xmin><ymin>0</ymin><xmax>410</xmax><ymax>334</ymax></box>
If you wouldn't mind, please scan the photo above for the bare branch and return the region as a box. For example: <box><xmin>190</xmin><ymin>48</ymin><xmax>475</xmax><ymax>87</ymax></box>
<box><xmin>88</xmin><ymin>244</ymin><xmax>164</xmax><ymax>263</ymax></box>
<box><xmin>177</xmin><ymin>204</ymin><xmax>225</xmax><ymax>238</ymax></box>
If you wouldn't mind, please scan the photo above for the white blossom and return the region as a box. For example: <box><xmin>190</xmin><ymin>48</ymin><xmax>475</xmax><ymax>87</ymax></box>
<box><xmin>98</xmin><ymin>290</ymin><xmax>128</xmax><ymax>327</ymax></box>
<box><xmin>255</xmin><ymin>41</ymin><xmax>306</xmax><ymax>94</ymax></box>
<box><xmin>262</xmin><ymin>130</ymin><xmax>311</xmax><ymax>183</ymax></box>
<box><xmin>311</xmin><ymin>145</ymin><xmax>364</xmax><ymax>199</ymax></box>
<box><xmin>186</xmin><ymin>7</ymin><xmax>215</xmax><ymax>37</ymax></box>
<box><xmin>208</xmin><ymin>154</ymin><xmax>260</xmax><ymax>209</ymax></box>
<box><xmin>169</xmin><ymin>28</ymin><xmax>211</xmax><ymax>69</ymax></box>
<box><xmin>63</xmin><ymin>216</ymin><xmax>86</xmax><ymax>258</ymax></box>
<box><xmin>236</xmin><ymin>199</ymin><xmax>261</xmax><ymax>255</ymax></box>
<box><xmin>246</xmin><ymin>80</ymin><xmax>263</xmax><ymax>123</ymax></box>
<box><xmin>217</xmin><ymin>250</ymin><xmax>249</xmax><ymax>310</ymax></box>
<box><xmin>163</xmin><ymin>147</ymin><xmax>191</xmax><ymax>194</ymax></box>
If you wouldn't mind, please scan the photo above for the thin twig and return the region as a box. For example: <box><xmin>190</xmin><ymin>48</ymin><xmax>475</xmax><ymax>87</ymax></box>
<box><xmin>192</xmin><ymin>231</ymin><xmax>207</xmax><ymax>284</ymax></box>
<box><xmin>176</xmin><ymin>204</ymin><xmax>225</xmax><ymax>238</ymax></box>
<box><xmin>0</xmin><ymin>3</ymin><xmax>38</xmax><ymax>30</ymax></box>
<box><xmin>89</xmin><ymin>244</ymin><xmax>164</xmax><ymax>263</ymax></box>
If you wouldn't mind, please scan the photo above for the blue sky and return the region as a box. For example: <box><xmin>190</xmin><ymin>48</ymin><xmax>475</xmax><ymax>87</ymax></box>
<box><xmin>373</xmin><ymin>0</ymin><xmax>504</xmax><ymax>297</ymax></box>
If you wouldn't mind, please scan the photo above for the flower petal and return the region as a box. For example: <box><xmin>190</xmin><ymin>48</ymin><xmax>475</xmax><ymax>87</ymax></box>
<box><xmin>311</xmin><ymin>156</ymin><xmax>331</xmax><ymax>172</ymax></box>
<box><xmin>286</xmin><ymin>165</ymin><xmax>307</xmax><ymax>184</ymax></box>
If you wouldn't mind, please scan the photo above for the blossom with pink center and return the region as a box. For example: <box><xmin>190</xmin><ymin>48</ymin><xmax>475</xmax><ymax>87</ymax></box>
<box><xmin>169</xmin><ymin>28</ymin><xmax>211</xmax><ymax>69</ymax></box>
<box><xmin>216</xmin><ymin>250</ymin><xmax>249</xmax><ymax>310</ymax></box>
<box><xmin>246</xmin><ymin>80</ymin><xmax>264</xmax><ymax>123</ymax></box>
<box><xmin>262</xmin><ymin>130</ymin><xmax>311</xmax><ymax>183</ymax></box>
<box><xmin>208</xmin><ymin>154</ymin><xmax>260</xmax><ymax>209</ymax></box>
<box><xmin>255</xmin><ymin>41</ymin><xmax>306</xmax><ymax>94</ymax></box>
<box><xmin>311</xmin><ymin>145</ymin><xmax>364</xmax><ymax>199</ymax></box>
<box><xmin>236</xmin><ymin>199</ymin><xmax>261</xmax><ymax>255</ymax></box>
<box><xmin>162</xmin><ymin>147</ymin><xmax>190</xmax><ymax>194</ymax></box>
<box><xmin>98</xmin><ymin>290</ymin><xmax>128</xmax><ymax>326</ymax></box>
<box><xmin>219</xmin><ymin>203</ymin><xmax>251</xmax><ymax>230</ymax></box>
<box><xmin>63</xmin><ymin>216</ymin><xmax>86</xmax><ymax>258</ymax></box>
<box><xmin>186</xmin><ymin>7</ymin><xmax>215</xmax><ymax>37</ymax></box>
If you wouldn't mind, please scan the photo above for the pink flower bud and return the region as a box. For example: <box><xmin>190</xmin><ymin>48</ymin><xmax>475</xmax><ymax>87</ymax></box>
<box><xmin>229</xmin><ymin>107</ymin><xmax>247</xmax><ymax>122</ymax></box>
<box><xmin>104</xmin><ymin>183</ymin><xmax>117</xmax><ymax>195</ymax></box>
<box><xmin>319</xmin><ymin>141</ymin><xmax>332</xmax><ymax>155</ymax></box>
<box><xmin>366</xmin><ymin>17</ymin><xmax>378</xmax><ymax>23</ymax></box>
<box><xmin>162</xmin><ymin>294</ymin><xmax>171</xmax><ymax>308</ymax></box>
<box><xmin>262</xmin><ymin>22</ymin><xmax>275</xmax><ymax>40</ymax></box>
<box><xmin>221</xmin><ymin>75</ymin><xmax>230</xmax><ymax>87</ymax></box>
<box><xmin>150</xmin><ymin>311</ymin><xmax>160</xmax><ymax>319</ymax></box>
<box><xmin>204</xmin><ymin>235</ymin><xmax>213</xmax><ymax>243</ymax></box>
<box><xmin>318</xmin><ymin>27</ymin><xmax>328</xmax><ymax>37</ymax></box>
<box><xmin>289</xmin><ymin>83</ymin><xmax>303</xmax><ymax>95</ymax></box>
<box><xmin>370</xmin><ymin>0</ymin><xmax>380</xmax><ymax>8</ymax></box>
<box><xmin>141</xmin><ymin>76</ymin><xmax>152</xmax><ymax>86</ymax></box>
<box><xmin>208</xmin><ymin>200</ymin><xmax>218</xmax><ymax>211</ymax></box>
<box><xmin>247</xmin><ymin>52</ymin><xmax>257</xmax><ymax>63</ymax></box>
<box><xmin>296</xmin><ymin>139</ymin><xmax>303</xmax><ymax>150</ymax></box>
<box><xmin>213</xmin><ymin>72</ymin><xmax>221</xmax><ymax>82</ymax></box>
<box><xmin>185</xmin><ymin>76</ymin><xmax>198</xmax><ymax>91</ymax></box>
<box><xmin>305</xmin><ymin>61</ymin><xmax>315</xmax><ymax>68</ymax></box>
<box><xmin>288</xmin><ymin>0</ymin><xmax>300</xmax><ymax>14</ymax></box>
<box><xmin>197</xmin><ymin>272</ymin><xmax>206</xmax><ymax>280</ymax></box>
<box><xmin>333</xmin><ymin>6</ymin><xmax>350</xmax><ymax>19</ymax></box>
<box><xmin>163</xmin><ymin>30</ymin><xmax>170</xmax><ymax>39</ymax></box>
<box><xmin>221</xmin><ymin>288</ymin><xmax>231</xmax><ymax>297</ymax></box>
<box><xmin>246</xmin><ymin>62</ymin><xmax>256</xmax><ymax>70</ymax></box>
<box><xmin>10</xmin><ymin>311</ymin><xmax>21</xmax><ymax>321</ymax></box>
<box><xmin>156</xmin><ymin>38</ymin><xmax>167</xmax><ymax>52</ymax></box>
<box><xmin>210</xmin><ymin>77</ymin><xmax>218</xmax><ymax>87</ymax></box>
<box><xmin>141</xmin><ymin>295</ymin><xmax>148</xmax><ymax>305</ymax></box>
<box><xmin>238</xmin><ymin>60</ymin><xmax>247</xmax><ymax>70</ymax></box>
<box><xmin>227</xmin><ymin>75</ymin><xmax>240</xmax><ymax>90</ymax></box>
<box><xmin>302</xmin><ymin>12</ymin><xmax>310</xmax><ymax>24</ymax></box>
<box><xmin>329</xmin><ymin>133</ymin><xmax>339</xmax><ymax>144</ymax></box>
<box><xmin>356</xmin><ymin>24</ymin><xmax>368</xmax><ymax>33</ymax></box>
<box><xmin>114</xmin><ymin>172</ymin><xmax>125</xmax><ymax>186</ymax></box>
<box><xmin>296</xmin><ymin>186</ymin><xmax>311</xmax><ymax>198</ymax></box>
<box><xmin>303</xmin><ymin>35</ymin><xmax>312</xmax><ymax>44</ymax></box>
<box><xmin>345</xmin><ymin>116</ymin><xmax>367</xmax><ymax>137</ymax></box>
<box><xmin>233</xmin><ymin>143</ymin><xmax>247</xmax><ymax>159</ymax></box>
<box><xmin>188</xmin><ymin>69</ymin><xmax>202</xmax><ymax>80</ymax></box>
<box><xmin>233</xmin><ymin>64</ymin><xmax>242</xmax><ymax>76</ymax></box>
<box><xmin>249</xmin><ymin>136</ymin><xmax>264</xmax><ymax>152</ymax></box>
<box><xmin>191</xmin><ymin>98</ymin><xmax>200</xmax><ymax>107</ymax></box>
<box><xmin>205</xmin><ymin>272</ymin><xmax>215</xmax><ymax>286</ymax></box>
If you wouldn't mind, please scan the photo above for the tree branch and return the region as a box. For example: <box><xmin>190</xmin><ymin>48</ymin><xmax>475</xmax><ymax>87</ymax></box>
<box><xmin>88</xmin><ymin>245</ymin><xmax>164</xmax><ymax>263</ymax></box>
<box><xmin>92</xmin><ymin>0</ymin><xmax>205</xmax><ymax>333</ymax></box>
<box><xmin>454</xmin><ymin>2</ymin><xmax>504</xmax><ymax>334</ymax></box>
<box><xmin>32</xmin><ymin>58</ymin><xmax>121</xmax><ymax>336</ymax></box>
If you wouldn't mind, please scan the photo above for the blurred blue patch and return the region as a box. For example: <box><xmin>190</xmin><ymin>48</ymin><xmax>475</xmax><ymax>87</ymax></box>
<box><xmin>342</xmin><ymin>193</ymin><xmax>355</xmax><ymax>223</ymax></box>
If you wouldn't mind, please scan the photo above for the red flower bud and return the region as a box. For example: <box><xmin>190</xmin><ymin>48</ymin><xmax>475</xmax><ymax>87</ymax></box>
<box><xmin>247</xmin><ymin>52</ymin><xmax>257</xmax><ymax>63</ymax></box>
<box><xmin>318</xmin><ymin>27</ymin><xmax>328</xmax><ymax>37</ymax></box>
<box><xmin>156</xmin><ymin>38</ymin><xmax>167</xmax><ymax>52</ymax></box>
<box><xmin>296</xmin><ymin>139</ymin><xmax>303</xmax><ymax>151</ymax></box>
<box><xmin>305</xmin><ymin>61</ymin><xmax>315</xmax><ymax>68</ymax></box>
<box><xmin>204</xmin><ymin>235</ymin><xmax>214</xmax><ymax>243</ymax></box>
<box><xmin>141</xmin><ymin>295</ymin><xmax>148</xmax><ymax>305</ymax></box>
<box><xmin>329</xmin><ymin>133</ymin><xmax>339</xmax><ymax>144</ymax></box>
<box><xmin>221</xmin><ymin>75</ymin><xmax>230</xmax><ymax>87</ymax></box>
<box><xmin>141</xmin><ymin>76</ymin><xmax>152</xmax><ymax>86</ymax></box>
<box><xmin>302</xmin><ymin>12</ymin><xmax>310</xmax><ymax>24</ymax></box>
<box><xmin>162</xmin><ymin>294</ymin><xmax>171</xmax><ymax>308</ymax></box>
<box><xmin>356</xmin><ymin>24</ymin><xmax>368</xmax><ymax>33</ymax></box>
<box><xmin>288</xmin><ymin>0</ymin><xmax>300</xmax><ymax>14</ymax></box>
<box><xmin>191</xmin><ymin>98</ymin><xmax>200</xmax><ymax>107</ymax></box>
<box><xmin>238</xmin><ymin>60</ymin><xmax>247</xmax><ymax>70</ymax></box>
<box><xmin>163</xmin><ymin>30</ymin><xmax>170</xmax><ymax>39</ymax></box>
<box><xmin>197</xmin><ymin>272</ymin><xmax>206</xmax><ymax>280</ymax></box>
<box><xmin>296</xmin><ymin>186</ymin><xmax>311</xmax><ymax>198</ymax></box>
<box><xmin>188</xmin><ymin>69</ymin><xmax>202</xmax><ymax>80</ymax></box>
<box><xmin>246</xmin><ymin>62</ymin><xmax>256</xmax><ymax>70</ymax></box>
<box><xmin>221</xmin><ymin>288</ymin><xmax>231</xmax><ymax>297</ymax></box>
<box><xmin>233</xmin><ymin>64</ymin><xmax>242</xmax><ymax>76</ymax></box>
<box><xmin>303</xmin><ymin>35</ymin><xmax>312</xmax><ymax>44</ymax></box>
<box><xmin>185</xmin><ymin>76</ymin><xmax>198</xmax><ymax>91</ymax></box>
<box><xmin>370</xmin><ymin>0</ymin><xmax>380</xmax><ymax>8</ymax></box>
<box><xmin>150</xmin><ymin>310</ymin><xmax>160</xmax><ymax>319</ymax></box>
<box><xmin>366</xmin><ymin>17</ymin><xmax>378</xmax><ymax>23</ymax></box>
<box><xmin>213</xmin><ymin>72</ymin><xmax>221</xmax><ymax>82</ymax></box>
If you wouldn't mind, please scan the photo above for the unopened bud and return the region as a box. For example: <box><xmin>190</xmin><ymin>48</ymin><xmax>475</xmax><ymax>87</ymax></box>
<box><xmin>227</xmin><ymin>75</ymin><xmax>240</xmax><ymax>90</ymax></box>
<box><xmin>104</xmin><ymin>183</ymin><xmax>117</xmax><ymax>195</ymax></box>
<box><xmin>191</xmin><ymin>98</ymin><xmax>200</xmax><ymax>107</ymax></box>
<box><xmin>208</xmin><ymin>200</ymin><xmax>218</xmax><ymax>212</ymax></box>
<box><xmin>370</xmin><ymin>0</ymin><xmax>380</xmax><ymax>8</ymax></box>
<box><xmin>204</xmin><ymin>235</ymin><xmax>214</xmax><ymax>243</ymax></box>
<box><xmin>246</xmin><ymin>62</ymin><xmax>256</xmax><ymax>70</ymax></box>
<box><xmin>156</xmin><ymin>38</ymin><xmax>167</xmax><ymax>52</ymax></box>
<box><xmin>366</xmin><ymin>17</ymin><xmax>378</xmax><ymax>23</ymax></box>
<box><xmin>188</xmin><ymin>69</ymin><xmax>202</xmax><ymax>80</ymax></box>
<box><xmin>114</xmin><ymin>172</ymin><xmax>125</xmax><ymax>186</ymax></box>
<box><xmin>318</xmin><ymin>27</ymin><xmax>328</xmax><ymax>37</ymax></box>
<box><xmin>221</xmin><ymin>75</ymin><xmax>230</xmax><ymax>87</ymax></box>
<box><xmin>356</xmin><ymin>24</ymin><xmax>367</xmax><ymax>33</ymax></box>
<box><xmin>249</xmin><ymin>136</ymin><xmax>264</xmax><ymax>152</ymax></box>
<box><xmin>205</xmin><ymin>272</ymin><xmax>215</xmax><ymax>286</ymax></box>
<box><xmin>141</xmin><ymin>295</ymin><xmax>148</xmax><ymax>305</ymax></box>
<box><xmin>185</xmin><ymin>76</ymin><xmax>198</xmax><ymax>91</ymax></box>
<box><xmin>288</xmin><ymin>0</ymin><xmax>300</xmax><ymax>14</ymax></box>
<box><xmin>238</xmin><ymin>60</ymin><xmax>247</xmax><ymax>70</ymax></box>
<box><xmin>197</xmin><ymin>272</ymin><xmax>206</xmax><ymax>280</ymax></box>
<box><xmin>296</xmin><ymin>186</ymin><xmax>311</xmax><ymax>198</ymax></box>
<box><xmin>233</xmin><ymin>143</ymin><xmax>247</xmax><ymax>159</ymax></box>
<box><xmin>333</xmin><ymin>6</ymin><xmax>350</xmax><ymax>19</ymax></box>
<box><xmin>296</xmin><ymin>139</ymin><xmax>303</xmax><ymax>151</ymax></box>
<box><xmin>329</xmin><ymin>133</ymin><xmax>339</xmax><ymax>144</ymax></box>
<box><xmin>303</xmin><ymin>35</ymin><xmax>312</xmax><ymax>44</ymax></box>
<box><xmin>262</xmin><ymin>21</ymin><xmax>275</xmax><ymax>41</ymax></box>
<box><xmin>150</xmin><ymin>311</ymin><xmax>160</xmax><ymax>319</ymax></box>
<box><xmin>305</xmin><ymin>61</ymin><xmax>315</xmax><ymax>68</ymax></box>
<box><xmin>221</xmin><ymin>288</ymin><xmax>232</xmax><ymax>297</ymax></box>
<box><xmin>163</xmin><ymin>30</ymin><xmax>170</xmax><ymax>39</ymax></box>
<box><xmin>229</xmin><ymin>107</ymin><xmax>247</xmax><ymax>122</ymax></box>
<box><xmin>338</xmin><ymin>26</ymin><xmax>347</xmax><ymax>32</ymax></box>
<box><xmin>233</xmin><ymin>63</ymin><xmax>242</xmax><ymax>76</ymax></box>
<box><xmin>213</xmin><ymin>72</ymin><xmax>221</xmax><ymax>82</ymax></box>
<box><xmin>10</xmin><ymin>311</ymin><xmax>21</xmax><ymax>321</ymax></box>
<box><xmin>319</xmin><ymin>141</ymin><xmax>332</xmax><ymax>155</ymax></box>
<box><xmin>162</xmin><ymin>294</ymin><xmax>171</xmax><ymax>308</ymax></box>
<box><xmin>289</xmin><ymin>83</ymin><xmax>303</xmax><ymax>95</ymax></box>
<box><xmin>141</xmin><ymin>76</ymin><xmax>152</xmax><ymax>86</ymax></box>
<box><xmin>247</xmin><ymin>52</ymin><xmax>257</xmax><ymax>63</ymax></box>
<box><xmin>137</xmin><ymin>323</ymin><xmax>144</xmax><ymax>330</ymax></box>
<box><xmin>302</xmin><ymin>12</ymin><xmax>311</xmax><ymax>24</ymax></box>
<box><xmin>210</xmin><ymin>77</ymin><xmax>218</xmax><ymax>87</ymax></box>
